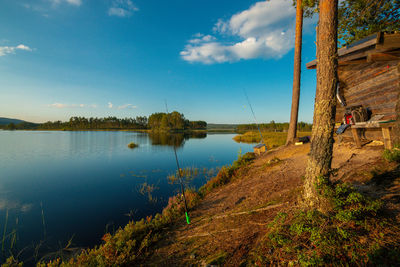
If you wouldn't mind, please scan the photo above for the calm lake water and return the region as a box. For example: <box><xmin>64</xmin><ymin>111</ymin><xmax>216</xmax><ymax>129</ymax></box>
<box><xmin>0</xmin><ymin>130</ymin><xmax>253</xmax><ymax>263</ymax></box>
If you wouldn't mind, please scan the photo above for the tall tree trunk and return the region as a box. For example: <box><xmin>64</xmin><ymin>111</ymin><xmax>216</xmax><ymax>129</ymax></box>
<box><xmin>394</xmin><ymin>63</ymin><xmax>400</xmax><ymax>145</ymax></box>
<box><xmin>286</xmin><ymin>0</ymin><xmax>304</xmax><ymax>145</ymax></box>
<box><xmin>303</xmin><ymin>0</ymin><xmax>338</xmax><ymax>211</ymax></box>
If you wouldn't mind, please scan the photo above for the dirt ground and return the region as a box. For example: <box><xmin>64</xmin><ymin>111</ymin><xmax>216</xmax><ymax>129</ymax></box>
<box><xmin>144</xmin><ymin>140</ymin><xmax>400</xmax><ymax>266</ymax></box>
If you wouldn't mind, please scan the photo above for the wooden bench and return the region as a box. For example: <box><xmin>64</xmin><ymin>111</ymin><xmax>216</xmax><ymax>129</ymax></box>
<box><xmin>350</xmin><ymin>122</ymin><xmax>395</xmax><ymax>149</ymax></box>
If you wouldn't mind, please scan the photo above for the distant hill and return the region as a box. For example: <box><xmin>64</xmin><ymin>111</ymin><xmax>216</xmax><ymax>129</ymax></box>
<box><xmin>0</xmin><ymin>117</ymin><xmax>27</xmax><ymax>125</ymax></box>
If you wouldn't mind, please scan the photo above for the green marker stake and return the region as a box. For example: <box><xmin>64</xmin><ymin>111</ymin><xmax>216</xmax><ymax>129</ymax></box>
<box><xmin>185</xmin><ymin>212</ymin><xmax>191</xmax><ymax>225</ymax></box>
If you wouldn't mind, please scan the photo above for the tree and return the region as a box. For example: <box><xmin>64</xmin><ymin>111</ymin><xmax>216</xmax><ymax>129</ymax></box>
<box><xmin>286</xmin><ymin>0</ymin><xmax>304</xmax><ymax>145</ymax></box>
<box><xmin>338</xmin><ymin>0</ymin><xmax>400</xmax><ymax>46</ymax></box>
<box><xmin>303</xmin><ymin>0</ymin><xmax>338</xmax><ymax>211</ymax></box>
<box><xmin>6</xmin><ymin>123</ymin><xmax>16</xmax><ymax>130</ymax></box>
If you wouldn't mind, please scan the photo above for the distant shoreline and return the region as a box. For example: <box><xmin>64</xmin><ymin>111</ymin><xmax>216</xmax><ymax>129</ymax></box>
<box><xmin>1</xmin><ymin>128</ymin><xmax>237</xmax><ymax>133</ymax></box>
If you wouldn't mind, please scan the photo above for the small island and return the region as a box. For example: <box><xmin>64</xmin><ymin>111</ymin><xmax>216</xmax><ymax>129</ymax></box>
<box><xmin>127</xmin><ymin>142</ymin><xmax>138</xmax><ymax>149</ymax></box>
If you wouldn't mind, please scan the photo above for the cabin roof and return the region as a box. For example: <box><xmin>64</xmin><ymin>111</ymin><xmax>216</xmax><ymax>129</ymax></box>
<box><xmin>306</xmin><ymin>32</ymin><xmax>400</xmax><ymax>69</ymax></box>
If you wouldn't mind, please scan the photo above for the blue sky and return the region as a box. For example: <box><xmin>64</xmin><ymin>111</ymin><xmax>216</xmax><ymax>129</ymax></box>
<box><xmin>0</xmin><ymin>0</ymin><xmax>318</xmax><ymax>124</ymax></box>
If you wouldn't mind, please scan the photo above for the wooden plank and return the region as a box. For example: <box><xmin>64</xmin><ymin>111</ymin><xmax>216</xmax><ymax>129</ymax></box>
<box><xmin>306</xmin><ymin>59</ymin><xmax>317</xmax><ymax>69</ymax></box>
<box><xmin>367</xmin><ymin>52</ymin><xmax>400</xmax><ymax>62</ymax></box>
<box><xmin>376</xmin><ymin>33</ymin><xmax>400</xmax><ymax>50</ymax></box>
<box><xmin>338</xmin><ymin>37</ymin><xmax>377</xmax><ymax>56</ymax></box>
<box><xmin>382</xmin><ymin>127</ymin><xmax>393</xmax><ymax>149</ymax></box>
<box><xmin>351</xmin><ymin>128</ymin><xmax>362</xmax><ymax>148</ymax></box>
<box><xmin>339</xmin><ymin>59</ymin><xmax>368</xmax><ymax>66</ymax></box>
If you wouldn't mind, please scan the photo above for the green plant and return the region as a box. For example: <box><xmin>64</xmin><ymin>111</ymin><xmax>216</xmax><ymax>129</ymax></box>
<box><xmin>383</xmin><ymin>145</ymin><xmax>400</xmax><ymax>162</ymax></box>
<box><xmin>127</xmin><ymin>142</ymin><xmax>138</xmax><ymax>149</ymax></box>
<box><xmin>198</xmin><ymin>152</ymin><xmax>255</xmax><ymax>197</ymax></box>
<box><xmin>250</xmin><ymin>181</ymin><xmax>399</xmax><ymax>266</ymax></box>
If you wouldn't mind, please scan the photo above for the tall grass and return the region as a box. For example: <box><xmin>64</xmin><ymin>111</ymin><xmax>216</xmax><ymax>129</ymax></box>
<box><xmin>233</xmin><ymin>131</ymin><xmax>311</xmax><ymax>148</ymax></box>
<box><xmin>1</xmin><ymin>209</ymin><xmax>9</xmax><ymax>253</ymax></box>
<box><xmin>40</xmin><ymin>202</ymin><xmax>46</xmax><ymax>239</ymax></box>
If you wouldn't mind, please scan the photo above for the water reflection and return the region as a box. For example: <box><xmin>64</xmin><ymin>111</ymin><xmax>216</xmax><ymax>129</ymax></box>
<box><xmin>0</xmin><ymin>131</ymin><xmax>251</xmax><ymax>264</ymax></box>
<box><xmin>148</xmin><ymin>132</ymin><xmax>207</xmax><ymax>147</ymax></box>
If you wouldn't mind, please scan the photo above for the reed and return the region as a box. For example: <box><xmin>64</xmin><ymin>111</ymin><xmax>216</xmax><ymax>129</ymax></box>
<box><xmin>40</xmin><ymin>202</ymin><xmax>46</xmax><ymax>239</ymax></box>
<box><xmin>1</xmin><ymin>209</ymin><xmax>9</xmax><ymax>253</ymax></box>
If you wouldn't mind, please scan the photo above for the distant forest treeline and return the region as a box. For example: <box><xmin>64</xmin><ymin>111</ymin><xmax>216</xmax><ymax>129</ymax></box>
<box><xmin>0</xmin><ymin>116</ymin><xmax>312</xmax><ymax>132</ymax></box>
<box><xmin>39</xmin><ymin>116</ymin><xmax>149</xmax><ymax>130</ymax></box>
<box><xmin>236</xmin><ymin>121</ymin><xmax>312</xmax><ymax>133</ymax></box>
<box><xmin>0</xmin><ymin>112</ymin><xmax>208</xmax><ymax>131</ymax></box>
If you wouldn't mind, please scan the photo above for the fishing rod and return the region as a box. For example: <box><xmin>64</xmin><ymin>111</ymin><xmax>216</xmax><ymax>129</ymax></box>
<box><xmin>244</xmin><ymin>89</ymin><xmax>265</xmax><ymax>144</ymax></box>
<box><xmin>164</xmin><ymin>100</ymin><xmax>190</xmax><ymax>225</ymax></box>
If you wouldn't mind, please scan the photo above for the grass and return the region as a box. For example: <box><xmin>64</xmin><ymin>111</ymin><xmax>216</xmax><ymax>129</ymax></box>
<box><xmin>249</xmin><ymin>181</ymin><xmax>400</xmax><ymax>266</ymax></box>
<box><xmin>206</xmin><ymin>251</ymin><xmax>228</xmax><ymax>265</ymax></box>
<box><xmin>233</xmin><ymin>131</ymin><xmax>311</xmax><ymax>147</ymax></box>
<box><xmin>198</xmin><ymin>152</ymin><xmax>255</xmax><ymax>197</ymax></box>
<box><xmin>127</xmin><ymin>142</ymin><xmax>139</xmax><ymax>149</ymax></box>
<box><xmin>383</xmin><ymin>144</ymin><xmax>400</xmax><ymax>162</ymax></box>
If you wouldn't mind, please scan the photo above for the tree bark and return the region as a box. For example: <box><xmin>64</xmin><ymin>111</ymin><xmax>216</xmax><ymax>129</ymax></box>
<box><xmin>303</xmin><ymin>0</ymin><xmax>338</xmax><ymax>211</ymax></box>
<box><xmin>393</xmin><ymin>63</ymin><xmax>400</xmax><ymax>145</ymax></box>
<box><xmin>286</xmin><ymin>0</ymin><xmax>304</xmax><ymax>145</ymax></box>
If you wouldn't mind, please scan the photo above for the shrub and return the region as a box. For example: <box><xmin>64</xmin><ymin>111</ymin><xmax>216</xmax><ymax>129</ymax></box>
<box><xmin>250</xmin><ymin>182</ymin><xmax>399</xmax><ymax>266</ymax></box>
<box><xmin>199</xmin><ymin>152</ymin><xmax>255</xmax><ymax>197</ymax></box>
<box><xmin>127</xmin><ymin>142</ymin><xmax>138</xmax><ymax>149</ymax></box>
<box><xmin>383</xmin><ymin>145</ymin><xmax>400</xmax><ymax>162</ymax></box>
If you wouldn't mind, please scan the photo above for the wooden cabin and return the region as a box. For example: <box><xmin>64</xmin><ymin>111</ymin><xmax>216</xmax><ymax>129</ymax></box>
<box><xmin>306</xmin><ymin>32</ymin><xmax>400</xmax><ymax>149</ymax></box>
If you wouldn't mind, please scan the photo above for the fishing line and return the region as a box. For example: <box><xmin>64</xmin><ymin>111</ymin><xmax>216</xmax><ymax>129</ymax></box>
<box><xmin>164</xmin><ymin>100</ymin><xmax>190</xmax><ymax>225</ymax></box>
<box><xmin>243</xmin><ymin>89</ymin><xmax>264</xmax><ymax>144</ymax></box>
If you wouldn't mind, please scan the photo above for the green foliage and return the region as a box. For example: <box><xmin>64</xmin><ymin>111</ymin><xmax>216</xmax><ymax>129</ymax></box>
<box><xmin>383</xmin><ymin>145</ymin><xmax>400</xmax><ymax>163</ymax></box>
<box><xmin>251</xmin><ymin>182</ymin><xmax>399</xmax><ymax>266</ymax></box>
<box><xmin>39</xmin><ymin>116</ymin><xmax>148</xmax><ymax>130</ymax></box>
<box><xmin>206</xmin><ymin>251</ymin><xmax>228</xmax><ymax>265</ymax></box>
<box><xmin>1</xmin><ymin>256</ymin><xmax>23</xmax><ymax>267</ymax></box>
<box><xmin>127</xmin><ymin>142</ymin><xmax>138</xmax><ymax>149</ymax></box>
<box><xmin>199</xmin><ymin>152</ymin><xmax>255</xmax><ymax>197</ymax></box>
<box><xmin>338</xmin><ymin>0</ymin><xmax>400</xmax><ymax>46</ymax></box>
<box><xmin>148</xmin><ymin>111</ymin><xmax>207</xmax><ymax>132</ymax></box>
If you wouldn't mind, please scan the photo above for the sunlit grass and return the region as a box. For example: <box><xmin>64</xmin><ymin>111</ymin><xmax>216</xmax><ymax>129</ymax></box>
<box><xmin>233</xmin><ymin>131</ymin><xmax>311</xmax><ymax>148</ymax></box>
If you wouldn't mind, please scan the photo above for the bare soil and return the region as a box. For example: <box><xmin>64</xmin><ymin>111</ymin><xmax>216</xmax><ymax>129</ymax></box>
<box><xmin>144</xmin><ymin>140</ymin><xmax>400</xmax><ymax>266</ymax></box>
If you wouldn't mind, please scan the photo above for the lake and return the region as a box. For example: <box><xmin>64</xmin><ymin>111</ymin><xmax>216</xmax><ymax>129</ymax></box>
<box><xmin>0</xmin><ymin>131</ymin><xmax>253</xmax><ymax>263</ymax></box>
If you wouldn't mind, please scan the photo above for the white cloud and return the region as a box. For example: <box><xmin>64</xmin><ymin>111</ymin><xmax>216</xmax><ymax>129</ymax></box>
<box><xmin>181</xmin><ymin>0</ymin><xmax>304</xmax><ymax>64</ymax></box>
<box><xmin>48</xmin><ymin>103</ymin><xmax>96</xmax><ymax>108</ymax></box>
<box><xmin>0</xmin><ymin>199</ymin><xmax>32</xmax><ymax>213</ymax></box>
<box><xmin>16</xmin><ymin>44</ymin><xmax>32</xmax><ymax>51</ymax></box>
<box><xmin>108</xmin><ymin>0</ymin><xmax>138</xmax><ymax>17</ymax></box>
<box><xmin>49</xmin><ymin>103</ymin><xmax>69</xmax><ymax>108</ymax></box>
<box><xmin>117</xmin><ymin>104</ymin><xmax>137</xmax><ymax>109</ymax></box>
<box><xmin>108</xmin><ymin>102</ymin><xmax>113</xmax><ymax>108</ymax></box>
<box><xmin>49</xmin><ymin>0</ymin><xmax>82</xmax><ymax>7</ymax></box>
<box><xmin>0</xmin><ymin>44</ymin><xmax>32</xmax><ymax>57</ymax></box>
<box><xmin>66</xmin><ymin>0</ymin><xmax>82</xmax><ymax>6</ymax></box>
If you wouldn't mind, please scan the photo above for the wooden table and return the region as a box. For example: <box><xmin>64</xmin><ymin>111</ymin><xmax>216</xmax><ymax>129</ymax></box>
<box><xmin>350</xmin><ymin>122</ymin><xmax>395</xmax><ymax>149</ymax></box>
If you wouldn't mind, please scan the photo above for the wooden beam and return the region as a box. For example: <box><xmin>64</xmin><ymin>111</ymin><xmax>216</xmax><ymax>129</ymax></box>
<box><xmin>377</xmin><ymin>33</ymin><xmax>400</xmax><ymax>50</ymax></box>
<box><xmin>338</xmin><ymin>37</ymin><xmax>377</xmax><ymax>57</ymax></box>
<box><xmin>351</xmin><ymin>128</ymin><xmax>362</xmax><ymax>148</ymax></box>
<box><xmin>382</xmin><ymin>127</ymin><xmax>393</xmax><ymax>149</ymax></box>
<box><xmin>339</xmin><ymin>59</ymin><xmax>368</xmax><ymax>66</ymax></box>
<box><xmin>367</xmin><ymin>52</ymin><xmax>400</xmax><ymax>62</ymax></box>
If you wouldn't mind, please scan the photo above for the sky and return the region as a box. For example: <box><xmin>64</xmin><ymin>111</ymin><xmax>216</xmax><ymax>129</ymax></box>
<box><xmin>0</xmin><ymin>0</ymin><xmax>319</xmax><ymax>124</ymax></box>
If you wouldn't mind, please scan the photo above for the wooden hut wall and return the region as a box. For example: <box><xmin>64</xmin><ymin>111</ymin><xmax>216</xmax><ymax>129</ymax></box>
<box><xmin>336</xmin><ymin>60</ymin><xmax>400</xmax><ymax>123</ymax></box>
